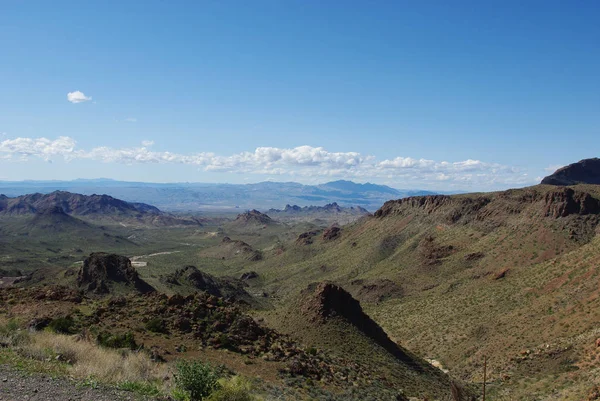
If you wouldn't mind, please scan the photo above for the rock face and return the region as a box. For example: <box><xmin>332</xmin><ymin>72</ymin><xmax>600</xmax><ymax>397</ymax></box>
<box><xmin>541</xmin><ymin>158</ymin><xmax>600</xmax><ymax>186</ymax></box>
<box><xmin>322</xmin><ymin>226</ymin><xmax>341</xmax><ymax>240</ymax></box>
<box><xmin>77</xmin><ymin>253</ymin><xmax>154</xmax><ymax>295</ymax></box>
<box><xmin>543</xmin><ymin>188</ymin><xmax>600</xmax><ymax>218</ymax></box>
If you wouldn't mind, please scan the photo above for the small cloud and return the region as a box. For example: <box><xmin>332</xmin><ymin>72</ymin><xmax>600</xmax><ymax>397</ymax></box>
<box><xmin>67</xmin><ymin>91</ymin><xmax>92</xmax><ymax>104</ymax></box>
<box><xmin>544</xmin><ymin>164</ymin><xmax>564</xmax><ymax>172</ymax></box>
<box><xmin>125</xmin><ymin>117</ymin><xmax>137</xmax><ymax>123</ymax></box>
<box><xmin>141</xmin><ymin>140</ymin><xmax>154</xmax><ymax>147</ymax></box>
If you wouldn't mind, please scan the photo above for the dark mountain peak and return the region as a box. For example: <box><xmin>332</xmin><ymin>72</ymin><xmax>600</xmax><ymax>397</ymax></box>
<box><xmin>541</xmin><ymin>158</ymin><xmax>600</xmax><ymax>186</ymax></box>
<box><xmin>0</xmin><ymin>191</ymin><xmax>162</xmax><ymax>219</ymax></box>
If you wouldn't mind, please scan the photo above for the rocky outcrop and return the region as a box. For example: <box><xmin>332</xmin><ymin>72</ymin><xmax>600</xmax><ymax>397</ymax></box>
<box><xmin>77</xmin><ymin>253</ymin><xmax>154</xmax><ymax>295</ymax></box>
<box><xmin>322</xmin><ymin>226</ymin><xmax>341</xmax><ymax>240</ymax></box>
<box><xmin>375</xmin><ymin>195</ymin><xmax>491</xmax><ymax>224</ymax></box>
<box><xmin>375</xmin><ymin>195</ymin><xmax>452</xmax><ymax>218</ymax></box>
<box><xmin>541</xmin><ymin>158</ymin><xmax>600</xmax><ymax>186</ymax></box>
<box><xmin>348</xmin><ymin>279</ymin><xmax>403</xmax><ymax>303</ymax></box>
<box><xmin>296</xmin><ymin>231</ymin><xmax>319</xmax><ymax>245</ymax></box>
<box><xmin>543</xmin><ymin>188</ymin><xmax>600</xmax><ymax>218</ymax></box>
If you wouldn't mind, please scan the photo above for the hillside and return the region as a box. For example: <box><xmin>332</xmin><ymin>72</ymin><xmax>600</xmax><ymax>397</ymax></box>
<box><xmin>248</xmin><ymin>183</ymin><xmax>600</xmax><ymax>400</ymax></box>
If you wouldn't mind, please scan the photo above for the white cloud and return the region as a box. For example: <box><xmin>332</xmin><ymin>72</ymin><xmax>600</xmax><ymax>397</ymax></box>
<box><xmin>67</xmin><ymin>91</ymin><xmax>92</xmax><ymax>103</ymax></box>
<box><xmin>0</xmin><ymin>135</ymin><xmax>534</xmax><ymax>188</ymax></box>
<box><xmin>125</xmin><ymin>117</ymin><xmax>137</xmax><ymax>123</ymax></box>
<box><xmin>544</xmin><ymin>164</ymin><xmax>564</xmax><ymax>172</ymax></box>
<box><xmin>0</xmin><ymin>136</ymin><xmax>77</xmax><ymax>161</ymax></box>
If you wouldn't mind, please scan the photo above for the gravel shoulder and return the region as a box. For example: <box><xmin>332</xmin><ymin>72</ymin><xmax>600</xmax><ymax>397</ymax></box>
<box><xmin>0</xmin><ymin>364</ymin><xmax>154</xmax><ymax>401</ymax></box>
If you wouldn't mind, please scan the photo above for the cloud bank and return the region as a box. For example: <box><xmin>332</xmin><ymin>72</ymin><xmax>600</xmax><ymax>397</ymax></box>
<box><xmin>67</xmin><ymin>91</ymin><xmax>92</xmax><ymax>103</ymax></box>
<box><xmin>0</xmin><ymin>136</ymin><xmax>533</xmax><ymax>188</ymax></box>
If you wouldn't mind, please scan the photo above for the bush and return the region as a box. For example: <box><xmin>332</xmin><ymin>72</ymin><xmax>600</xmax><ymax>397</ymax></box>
<box><xmin>174</xmin><ymin>360</ymin><xmax>221</xmax><ymax>401</ymax></box>
<box><xmin>0</xmin><ymin>319</ymin><xmax>29</xmax><ymax>346</ymax></box>
<box><xmin>207</xmin><ymin>376</ymin><xmax>257</xmax><ymax>401</ymax></box>
<box><xmin>47</xmin><ymin>317</ymin><xmax>75</xmax><ymax>334</ymax></box>
<box><xmin>97</xmin><ymin>331</ymin><xmax>138</xmax><ymax>349</ymax></box>
<box><xmin>145</xmin><ymin>318</ymin><xmax>167</xmax><ymax>334</ymax></box>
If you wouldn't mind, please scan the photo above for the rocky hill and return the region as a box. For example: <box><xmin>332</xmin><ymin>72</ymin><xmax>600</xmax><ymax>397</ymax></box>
<box><xmin>541</xmin><ymin>158</ymin><xmax>600</xmax><ymax>185</ymax></box>
<box><xmin>252</xmin><ymin>182</ymin><xmax>600</xmax><ymax>400</ymax></box>
<box><xmin>160</xmin><ymin>265</ymin><xmax>256</xmax><ymax>305</ymax></box>
<box><xmin>271</xmin><ymin>282</ymin><xmax>465</xmax><ymax>400</ymax></box>
<box><xmin>77</xmin><ymin>252</ymin><xmax>155</xmax><ymax>295</ymax></box>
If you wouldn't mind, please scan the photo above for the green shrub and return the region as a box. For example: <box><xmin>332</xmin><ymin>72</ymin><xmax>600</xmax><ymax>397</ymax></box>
<box><xmin>173</xmin><ymin>360</ymin><xmax>220</xmax><ymax>401</ymax></box>
<box><xmin>96</xmin><ymin>331</ymin><xmax>138</xmax><ymax>349</ymax></box>
<box><xmin>48</xmin><ymin>317</ymin><xmax>75</xmax><ymax>334</ymax></box>
<box><xmin>145</xmin><ymin>318</ymin><xmax>167</xmax><ymax>334</ymax></box>
<box><xmin>207</xmin><ymin>376</ymin><xmax>258</xmax><ymax>401</ymax></box>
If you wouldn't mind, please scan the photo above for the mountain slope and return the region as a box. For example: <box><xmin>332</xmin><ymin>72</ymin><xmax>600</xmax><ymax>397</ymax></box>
<box><xmin>250</xmin><ymin>183</ymin><xmax>600</xmax><ymax>400</ymax></box>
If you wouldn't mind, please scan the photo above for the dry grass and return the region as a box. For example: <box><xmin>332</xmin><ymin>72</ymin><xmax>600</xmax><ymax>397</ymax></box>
<box><xmin>18</xmin><ymin>330</ymin><xmax>168</xmax><ymax>385</ymax></box>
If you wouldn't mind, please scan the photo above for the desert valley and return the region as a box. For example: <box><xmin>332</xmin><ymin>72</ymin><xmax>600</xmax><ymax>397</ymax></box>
<box><xmin>1</xmin><ymin>159</ymin><xmax>600</xmax><ymax>400</ymax></box>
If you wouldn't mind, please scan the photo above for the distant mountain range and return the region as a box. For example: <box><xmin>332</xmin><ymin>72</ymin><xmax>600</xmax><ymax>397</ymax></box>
<box><xmin>268</xmin><ymin>202</ymin><xmax>370</xmax><ymax>224</ymax></box>
<box><xmin>0</xmin><ymin>191</ymin><xmax>200</xmax><ymax>226</ymax></box>
<box><xmin>0</xmin><ymin>179</ymin><xmax>440</xmax><ymax>212</ymax></box>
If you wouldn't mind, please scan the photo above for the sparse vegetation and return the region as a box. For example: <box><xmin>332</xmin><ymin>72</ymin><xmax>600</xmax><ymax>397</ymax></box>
<box><xmin>47</xmin><ymin>316</ymin><xmax>75</xmax><ymax>334</ymax></box>
<box><xmin>145</xmin><ymin>318</ymin><xmax>168</xmax><ymax>333</ymax></box>
<box><xmin>96</xmin><ymin>331</ymin><xmax>137</xmax><ymax>349</ymax></box>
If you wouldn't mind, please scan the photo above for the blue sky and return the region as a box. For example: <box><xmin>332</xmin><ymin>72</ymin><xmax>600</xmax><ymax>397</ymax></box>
<box><xmin>1</xmin><ymin>0</ymin><xmax>598</xmax><ymax>190</ymax></box>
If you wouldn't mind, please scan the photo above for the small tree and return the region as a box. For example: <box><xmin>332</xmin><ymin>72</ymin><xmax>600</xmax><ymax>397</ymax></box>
<box><xmin>174</xmin><ymin>360</ymin><xmax>220</xmax><ymax>401</ymax></box>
